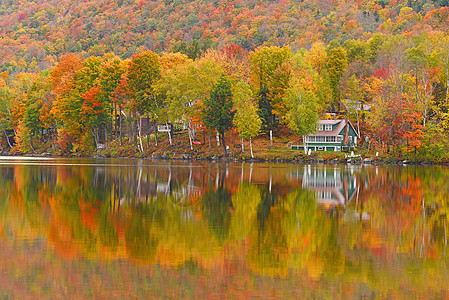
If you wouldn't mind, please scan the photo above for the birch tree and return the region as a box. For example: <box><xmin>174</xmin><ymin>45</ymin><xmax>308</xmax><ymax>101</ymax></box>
<box><xmin>233</xmin><ymin>81</ymin><xmax>261</xmax><ymax>158</ymax></box>
<box><xmin>407</xmin><ymin>38</ymin><xmax>439</xmax><ymax>129</ymax></box>
<box><xmin>284</xmin><ymin>77</ymin><xmax>320</xmax><ymax>140</ymax></box>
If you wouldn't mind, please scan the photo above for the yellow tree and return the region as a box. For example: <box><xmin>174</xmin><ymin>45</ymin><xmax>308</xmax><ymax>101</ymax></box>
<box><xmin>159</xmin><ymin>54</ymin><xmax>223</xmax><ymax>149</ymax></box>
<box><xmin>232</xmin><ymin>81</ymin><xmax>261</xmax><ymax>158</ymax></box>
<box><xmin>250</xmin><ymin>46</ymin><xmax>292</xmax><ymax>131</ymax></box>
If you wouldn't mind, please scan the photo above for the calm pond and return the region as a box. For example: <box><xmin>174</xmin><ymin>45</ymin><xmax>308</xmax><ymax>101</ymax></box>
<box><xmin>0</xmin><ymin>157</ymin><xmax>448</xmax><ymax>298</ymax></box>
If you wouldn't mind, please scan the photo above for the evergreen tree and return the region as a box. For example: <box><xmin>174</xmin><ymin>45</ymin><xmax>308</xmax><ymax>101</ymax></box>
<box><xmin>202</xmin><ymin>75</ymin><xmax>235</xmax><ymax>156</ymax></box>
<box><xmin>258</xmin><ymin>87</ymin><xmax>277</xmax><ymax>132</ymax></box>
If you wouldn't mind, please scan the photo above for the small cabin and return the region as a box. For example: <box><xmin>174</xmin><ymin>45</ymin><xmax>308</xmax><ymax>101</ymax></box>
<box><xmin>291</xmin><ymin>119</ymin><xmax>359</xmax><ymax>152</ymax></box>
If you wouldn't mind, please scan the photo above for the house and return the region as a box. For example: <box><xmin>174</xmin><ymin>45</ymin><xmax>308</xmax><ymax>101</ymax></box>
<box><xmin>291</xmin><ymin>119</ymin><xmax>359</xmax><ymax>152</ymax></box>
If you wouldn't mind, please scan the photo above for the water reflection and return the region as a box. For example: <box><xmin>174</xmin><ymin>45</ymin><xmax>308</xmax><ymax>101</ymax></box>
<box><xmin>0</xmin><ymin>158</ymin><xmax>449</xmax><ymax>297</ymax></box>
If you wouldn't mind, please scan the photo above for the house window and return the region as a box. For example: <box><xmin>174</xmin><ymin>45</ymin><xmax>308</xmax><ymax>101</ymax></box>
<box><xmin>325</xmin><ymin>136</ymin><xmax>336</xmax><ymax>143</ymax></box>
<box><xmin>306</xmin><ymin>136</ymin><xmax>316</xmax><ymax>143</ymax></box>
<box><xmin>325</xmin><ymin>124</ymin><xmax>332</xmax><ymax>131</ymax></box>
<box><xmin>337</xmin><ymin>136</ymin><xmax>343</xmax><ymax>142</ymax></box>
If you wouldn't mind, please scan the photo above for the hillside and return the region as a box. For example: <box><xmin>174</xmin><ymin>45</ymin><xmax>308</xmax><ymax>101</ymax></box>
<box><xmin>1</xmin><ymin>0</ymin><xmax>449</xmax><ymax>73</ymax></box>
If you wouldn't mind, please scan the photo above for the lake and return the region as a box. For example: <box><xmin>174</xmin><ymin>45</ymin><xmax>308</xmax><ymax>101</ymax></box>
<box><xmin>0</xmin><ymin>157</ymin><xmax>448</xmax><ymax>298</ymax></box>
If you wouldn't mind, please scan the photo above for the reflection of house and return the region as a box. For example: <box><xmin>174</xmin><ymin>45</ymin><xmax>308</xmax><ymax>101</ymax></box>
<box><xmin>301</xmin><ymin>166</ymin><xmax>357</xmax><ymax>208</ymax></box>
<box><xmin>291</xmin><ymin>119</ymin><xmax>359</xmax><ymax>152</ymax></box>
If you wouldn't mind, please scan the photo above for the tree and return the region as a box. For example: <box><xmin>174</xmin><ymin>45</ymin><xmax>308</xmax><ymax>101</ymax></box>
<box><xmin>293</xmin><ymin>49</ymin><xmax>332</xmax><ymax>108</ymax></box>
<box><xmin>368</xmin><ymin>72</ymin><xmax>423</xmax><ymax>156</ymax></box>
<box><xmin>127</xmin><ymin>51</ymin><xmax>161</xmax><ymax>115</ymax></box>
<box><xmin>343</xmin><ymin>75</ymin><xmax>364</xmax><ymax>137</ymax></box>
<box><xmin>159</xmin><ymin>55</ymin><xmax>222</xmax><ymax>148</ymax></box>
<box><xmin>407</xmin><ymin>37</ymin><xmax>440</xmax><ymax>129</ymax></box>
<box><xmin>233</xmin><ymin>81</ymin><xmax>262</xmax><ymax>158</ymax></box>
<box><xmin>436</xmin><ymin>34</ymin><xmax>449</xmax><ymax>106</ymax></box>
<box><xmin>156</xmin><ymin>52</ymin><xmax>193</xmax><ymax>146</ymax></box>
<box><xmin>218</xmin><ymin>44</ymin><xmax>251</xmax><ymax>83</ymax></box>
<box><xmin>50</xmin><ymin>53</ymin><xmax>85</xmax><ymax>152</ymax></box>
<box><xmin>250</xmin><ymin>46</ymin><xmax>292</xmax><ymax>130</ymax></box>
<box><xmin>80</xmin><ymin>87</ymin><xmax>104</xmax><ymax>148</ymax></box>
<box><xmin>126</xmin><ymin>51</ymin><xmax>161</xmax><ymax>152</ymax></box>
<box><xmin>304</xmin><ymin>42</ymin><xmax>328</xmax><ymax>75</ymax></box>
<box><xmin>98</xmin><ymin>53</ymin><xmax>126</xmax><ymax>144</ymax></box>
<box><xmin>326</xmin><ymin>46</ymin><xmax>348</xmax><ymax>108</ymax></box>
<box><xmin>284</xmin><ymin>77</ymin><xmax>320</xmax><ymax>138</ymax></box>
<box><xmin>0</xmin><ymin>71</ymin><xmax>16</xmax><ymax>148</ymax></box>
<box><xmin>202</xmin><ymin>75</ymin><xmax>235</xmax><ymax>157</ymax></box>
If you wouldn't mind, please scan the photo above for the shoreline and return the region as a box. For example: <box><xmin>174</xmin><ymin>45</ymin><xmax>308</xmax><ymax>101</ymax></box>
<box><xmin>0</xmin><ymin>151</ymin><xmax>445</xmax><ymax>166</ymax></box>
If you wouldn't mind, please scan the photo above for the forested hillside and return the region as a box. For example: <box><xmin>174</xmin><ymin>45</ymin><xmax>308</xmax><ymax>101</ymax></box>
<box><xmin>1</xmin><ymin>0</ymin><xmax>449</xmax><ymax>73</ymax></box>
<box><xmin>1</xmin><ymin>0</ymin><xmax>449</xmax><ymax>160</ymax></box>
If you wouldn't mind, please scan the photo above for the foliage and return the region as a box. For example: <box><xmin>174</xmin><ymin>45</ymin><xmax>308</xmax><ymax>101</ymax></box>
<box><xmin>202</xmin><ymin>75</ymin><xmax>235</xmax><ymax>155</ymax></box>
<box><xmin>233</xmin><ymin>81</ymin><xmax>262</xmax><ymax>140</ymax></box>
<box><xmin>284</xmin><ymin>77</ymin><xmax>320</xmax><ymax>136</ymax></box>
<box><xmin>3</xmin><ymin>13</ymin><xmax>449</xmax><ymax>159</ymax></box>
<box><xmin>250</xmin><ymin>46</ymin><xmax>292</xmax><ymax>122</ymax></box>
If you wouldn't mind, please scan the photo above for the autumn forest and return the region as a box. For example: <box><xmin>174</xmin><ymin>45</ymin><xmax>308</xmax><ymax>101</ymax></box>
<box><xmin>1</xmin><ymin>0</ymin><xmax>449</xmax><ymax>160</ymax></box>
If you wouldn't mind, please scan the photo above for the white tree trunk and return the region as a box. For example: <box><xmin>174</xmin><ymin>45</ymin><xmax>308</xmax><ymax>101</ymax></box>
<box><xmin>250</xmin><ymin>137</ymin><xmax>254</xmax><ymax>158</ymax></box>
<box><xmin>216</xmin><ymin>132</ymin><xmax>220</xmax><ymax>147</ymax></box>
<box><xmin>91</xmin><ymin>128</ymin><xmax>98</xmax><ymax>148</ymax></box>
<box><xmin>188</xmin><ymin>127</ymin><xmax>193</xmax><ymax>150</ymax></box>
<box><xmin>303</xmin><ymin>135</ymin><xmax>307</xmax><ymax>154</ymax></box>
<box><xmin>241</xmin><ymin>138</ymin><xmax>244</xmax><ymax>152</ymax></box>
<box><xmin>423</xmin><ymin>109</ymin><xmax>427</xmax><ymax>129</ymax></box>
<box><xmin>138</xmin><ymin>117</ymin><xmax>144</xmax><ymax>152</ymax></box>
<box><xmin>4</xmin><ymin>130</ymin><xmax>12</xmax><ymax>148</ymax></box>
<box><xmin>166</xmin><ymin>122</ymin><xmax>172</xmax><ymax>145</ymax></box>
<box><xmin>154</xmin><ymin>121</ymin><xmax>158</xmax><ymax>146</ymax></box>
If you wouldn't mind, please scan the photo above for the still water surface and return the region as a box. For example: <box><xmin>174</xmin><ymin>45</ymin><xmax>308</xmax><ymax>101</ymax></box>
<box><xmin>0</xmin><ymin>157</ymin><xmax>448</xmax><ymax>298</ymax></box>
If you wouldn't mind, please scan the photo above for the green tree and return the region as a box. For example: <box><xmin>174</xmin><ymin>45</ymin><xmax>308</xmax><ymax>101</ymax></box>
<box><xmin>202</xmin><ymin>75</ymin><xmax>235</xmax><ymax>157</ymax></box>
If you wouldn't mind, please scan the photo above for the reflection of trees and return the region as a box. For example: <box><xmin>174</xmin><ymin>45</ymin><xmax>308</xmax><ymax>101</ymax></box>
<box><xmin>201</xmin><ymin>169</ymin><xmax>233</xmax><ymax>243</ymax></box>
<box><xmin>257</xmin><ymin>186</ymin><xmax>278</xmax><ymax>231</ymax></box>
<box><xmin>230</xmin><ymin>184</ymin><xmax>260</xmax><ymax>241</ymax></box>
<box><xmin>125</xmin><ymin>205</ymin><xmax>158</xmax><ymax>264</ymax></box>
<box><xmin>3</xmin><ymin>161</ymin><xmax>449</xmax><ymax>296</ymax></box>
<box><xmin>249</xmin><ymin>204</ymin><xmax>289</xmax><ymax>278</ymax></box>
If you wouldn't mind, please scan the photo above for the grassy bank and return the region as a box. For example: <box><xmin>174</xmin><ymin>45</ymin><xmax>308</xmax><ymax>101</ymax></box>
<box><xmin>4</xmin><ymin>128</ymin><xmax>449</xmax><ymax>165</ymax></box>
